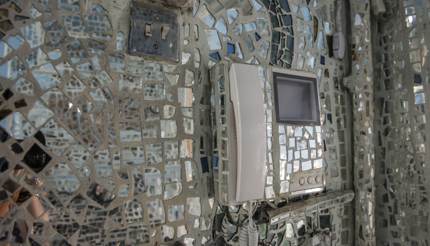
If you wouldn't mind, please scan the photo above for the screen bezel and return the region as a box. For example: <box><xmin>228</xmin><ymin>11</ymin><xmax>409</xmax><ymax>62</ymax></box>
<box><xmin>273</xmin><ymin>70</ymin><xmax>320</xmax><ymax>125</ymax></box>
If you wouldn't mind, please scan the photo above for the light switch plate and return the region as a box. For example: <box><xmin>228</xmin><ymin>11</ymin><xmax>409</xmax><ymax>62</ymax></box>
<box><xmin>128</xmin><ymin>2</ymin><xmax>179</xmax><ymax>62</ymax></box>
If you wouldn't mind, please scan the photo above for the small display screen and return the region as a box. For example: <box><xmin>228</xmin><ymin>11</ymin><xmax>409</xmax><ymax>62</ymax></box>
<box><xmin>273</xmin><ymin>71</ymin><xmax>320</xmax><ymax>124</ymax></box>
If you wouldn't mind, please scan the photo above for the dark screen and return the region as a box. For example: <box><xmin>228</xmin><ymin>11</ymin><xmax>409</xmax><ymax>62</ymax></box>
<box><xmin>273</xmin><ymin>72</ymin><xmax>319</xmax><ymax>124</ymax></box>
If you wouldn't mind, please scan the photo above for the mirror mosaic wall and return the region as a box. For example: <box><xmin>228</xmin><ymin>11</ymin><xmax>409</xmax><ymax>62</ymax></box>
<box><xmin>0</xmin><ymin>0</ymin><xmax>428</xmax><ymax>245</ymax></box>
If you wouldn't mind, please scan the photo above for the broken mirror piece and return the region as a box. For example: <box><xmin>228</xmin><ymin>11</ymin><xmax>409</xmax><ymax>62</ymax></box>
<box><xmin>227</xmin><ymin>8</ymin><xmax>239</xmax><ymax>24</ymax></box>
<box><xmin>197</xmin><ymin>4</ymin><xmax>215</xmax><ymax>27</ymax></box>
<box><xmin>178</xmin><ymin>88</ymin><xmax>193</xmax><ymax>107</ymax></box>
<box><xmin>161</xmin><ymin>225</ymin><xmax>174</xmax><ymax>242</ymax></box>
<box><xmin>7</xmin><ymin>35</ymin><xmax>24</xmax><ymax>50</ymax></box>
<box><xmin>164</xmin><ymin>162</ymin><xmax>181</xmax><ymax>183</ymax></box>
<box><xmin>187</xmin><ymin>197</ymin><xmax>201</xmax><ymax>216</ymax></box>
<box><xmin>215</xmin><ymin>18</ymin><xmax>227</xmax><ymax>35</ymax></box>
<box><xmin>147</xmin><ymin>199</ymin><xmax>165</xmax><ymax>225</ymax></box>
<box><xmin>32</xmin><ymin>63</ymin><xmax>61</xmax><ymax>91</ymax></box>
<box><xmin>143</xmin><ymin>83</ymin><xmax>165</xmax><ymax>100</ymax></box>
<box><xmin>164</xmin><ymin>182</ymin><xmax>182</xmax><ymax>199</ymax></box>
<box><xmin>205</xmin><ymin>29</ymin><xmax>221</xmax><ymax>50</ymax></box>
<box><xmin>164</xmin><ymin>141</ymin><xmax>179</xmax><ymax>160</ymax></box>
<box><xmin>163</xmin><ymin>105</ymin><xmax>176</xmax><ymax>119</ymax></box>
<box><xmin>184</xmin><ymin>161</ymin><xmax>194</xmax><ymax>183</ymax></box>
<box><xmin>45</xmin><ymin>163</ymin><xmax>80</xmax><ymax>195</ymax></box>
<box><xmin>27</xmin><ymin>100</ymin><xmax>54</xmax><ymax>128</ymax></box>
<box><xmin>167</xmin><ymin>204</ymin><xmax>184</xmax><ymax>222</ymax></box>
<box><xmin>144</xmin><ymin>168</ymin><xmax>162</xmax><ymax>197</ymax></box>
<box><xmin>21</xmin><ymin>21</ymin><xmax>45</xmax><ymax>48</ymax></box>
<box><xmin>0</xmin><ymin>40</ymin><xmax>11</xmax><ymax>58</ymax></box>
<box><xmin>160</xmin><ymin>120</ymin><xmax>177</xmax><ymax>138</ymax></box>
<box><xmin>0</xmin><ymin>112</ymin><xmax>35</xmax><ymax>140</ymax></box>
<box><xmin>23</xmin><ymin>144</ymin><xmax>52</xmax><ymax>173</ymax></box>
<box><xmin>145</xmin><ymin>143</ymin><xmax>163</xmax><ymax>164</ymax></box>
<box><xmin>180</xmin><ymin>139</ymin><xmax>193</xmax><ymax>158</ymax></box>
<box><xmin>122</xmin><ymin>146</ymin><xmax>145</xmax><ymax>165</ymax></box>
<box><xmin>0</xmin><ymin>56</ymin><xmax>25</xmax><ymax>80</ymax></box>
<box><xmin>26</xmin><ymin>48</ymin><xmax>49</xmax><ymax>68</ymax></box>
<box><xmin>87</xmin><ymin>183</ymin><xmax>116</xmax><ymax>207</ymax></box>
